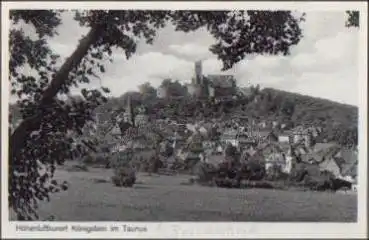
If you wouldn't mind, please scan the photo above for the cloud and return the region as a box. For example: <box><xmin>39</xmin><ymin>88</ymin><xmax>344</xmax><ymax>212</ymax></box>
<box><xmin>96</xmin><ymin>52</ymin><xmax>194</xmax><ymax>96</ymax></box>
<box><xmin>288</xmin><ymin>67</ymin><xmax>358</xmax><ymax>105</ymax></box>
<box><xmin>10</xmin><ymin>11</ymin><xmax>360</xmax><ymax>106</ymax></box>
<box><xmin>168</xmin><ymin>43</ymin><xmax>212</xmax><ymax>60</ymax></box>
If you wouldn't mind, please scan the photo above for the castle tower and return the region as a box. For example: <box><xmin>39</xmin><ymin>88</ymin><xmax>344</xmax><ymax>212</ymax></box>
<box><xmin>194</xmin><ymin>60</ymin><xmax>203</xmax><ymax>85</ymax></box>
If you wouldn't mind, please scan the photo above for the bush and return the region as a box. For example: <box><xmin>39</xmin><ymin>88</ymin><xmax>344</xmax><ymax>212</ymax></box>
<box><xmin>67</xmin><ymin>164</ymin><xmax>89</xmax><ymax>172</ymax></box>
<box><xmin>214</xmin><ymin>177</ymin><xmax>241</xmax><ymax>188</ymax></box>
<box><xmin>82</xmin><ymin>153</ymin><xmax>110</xmax><ymax>167</ymax></box>
<box><xmin>265</xmin><ymin>165</ymin><xmax>289</xmax><ymax>181</ymax></box>
<box><xmin>111</xmin><ymin>151</ymin><xmax>136</xmax><ymax>187</ymax></box>
<box><xmin>112</xmin><ymin>167</ymin><xmax>136</xmax><ymax>187</ymax></box>
<box><xmin>193</xmin><ymin>162</ymin><xmax>217</xmax><ymax>184</ymax></box>
<box><xmin>82</xmin><ymin>155</ymin><xmax>94</xmax><ymax>164</ymax></box>
<box><xmin>238</xmin><ymin>161</ymin><xmax>266</xmax><ymax>181</ymax></box>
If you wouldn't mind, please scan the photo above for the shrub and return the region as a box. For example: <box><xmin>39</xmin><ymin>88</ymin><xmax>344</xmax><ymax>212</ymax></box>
<box><xmin>82</xmin><ymin>155</ymin><xmax>94</xmax><ymax>164</ymax></box>
<box><xmin>193</xmin><ymin>162</ymin><xmax>217</xmax><ymax>184</ymax></box>
<box><xmin>111</xmin><ymin>167</ymin><xmax>136</xmax><ymax>187</ymax></box>
<box><xmin>111</xmin><ymin>151</ymin><xmax>136</xmax><ymax>187</ymax></box>
<box><xmin>238</xmin><ymin>161</ymin><xmax>266</xmax><ymax>181</ymax></box>
<box><xmin>265</xmin><ymin>165</ymin><xmax>289</xmax><ymax>181</ymax></box>
<box><xmin>94</xmin><ymin>155</ymin><xmax>106</xmax><ymax>165</ymax></box>
<box><xmin>67</xmin><ymin>164</ymin><xmax>89</xmax><ymax>172</ymax></box>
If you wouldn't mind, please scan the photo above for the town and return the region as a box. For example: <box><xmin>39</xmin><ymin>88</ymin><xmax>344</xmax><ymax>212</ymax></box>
<box><xmin>79</xmin><ymin>60</ymin><xmax>358</xmax><ymax>193</ymax></box>
<box><xmin>7</xmin><ymin>9</ymin><xmax>361</xmax><ymax>225</ymax></box>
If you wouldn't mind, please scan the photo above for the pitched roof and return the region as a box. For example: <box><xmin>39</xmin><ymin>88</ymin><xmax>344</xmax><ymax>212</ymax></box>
<box><xmin>341</xmin><ymin>161</ymin><xmax>357</xmax><ymax>178</ymax></box>
<box><xmin>111</xmin><ymin>124</ymin><xmax>121</xmax><ymax>135</ymax></box>
<box><xmin>335</xmin><ymin>148</ymin><xmax>358</xmax><ymax>177</ymax></box>
<box><xmin>185</xmin><ymin>151</ymin><xmax>201</xmax><ymax>160</ymax></box>
<box><xmin>258</xmin><ymin>142</ymin><xmax>284</xmax><ymax>154</ymax></box>
<box><xmin>221</xmin><ymin>129</ymin><xmax>238</xmax><ymax>138</ymax></box>
<box><xmin>339</xmin><ymin>148</ymin><xmax>357</xmax><ymax>163</ymax></box>
<box><xmin>313</xmin><ymin>143</ymin><xmax>340</xmax><ymax>153</ymax></box>
<box><xmin>318</xmin><ymin>158</ymin><xmax>341</xmax><ymax>176</ymax></box>
<box><xmin>207</xmin><ymin>154</ymin><xmax>225</xmax><ymax>165</ymax></box>
<box><xmin>248</xmin><ymin>151</ymin><xmax>265</xmax><ymax>163</ymax></box>
<box><xmin>301</xmin><ymin>152</ymin><xmax>322</xmax><ymax>164</ymax></box>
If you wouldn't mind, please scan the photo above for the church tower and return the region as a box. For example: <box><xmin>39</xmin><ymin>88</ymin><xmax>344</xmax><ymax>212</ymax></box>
<box><xmin>123</xmin><ymin>95</ymin><xmax>134</xmax><ymax>127</ymax></box>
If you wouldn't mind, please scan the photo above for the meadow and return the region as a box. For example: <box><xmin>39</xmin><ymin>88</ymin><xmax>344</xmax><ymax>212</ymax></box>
<box><xmin>11</xmin><ymin>165</ymin><xmax>357</xmax><ymax>222</ymax></box>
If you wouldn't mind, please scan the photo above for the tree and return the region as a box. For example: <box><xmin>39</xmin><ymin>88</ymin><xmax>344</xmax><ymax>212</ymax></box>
<box><xmin>346</xmin><ymin>11</ymin><xmax>359</xmax><ymax>28</ymax></box>
<box><xmin>225</xmin><ymin>143</ymin><xmax>238</xmax><ymax>162</ymax></box>
<box><xmin>138</xmin><ymin>82</ymin><xmax>156</xmax><ymax>97</ymax></box>
<box><xmin>281</xmin><ymin>99</ymin><xmax>295</xmax><ymax>117</ymax></box>
<box><xmin>9</xmin><ymin>10</ymin><xmax>304</xmax><ymax>220</ymax></box>
<box><xmin>159</xmin><ymin>79</ymin><xmax>187</xmax><ymax>97</ymax></box>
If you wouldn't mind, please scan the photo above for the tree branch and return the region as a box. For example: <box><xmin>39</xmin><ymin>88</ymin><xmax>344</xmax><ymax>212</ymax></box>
<box><xmin>10</xmin><ymin>26</ymin><xmax>102</xmax><ymax>161</ymax></box>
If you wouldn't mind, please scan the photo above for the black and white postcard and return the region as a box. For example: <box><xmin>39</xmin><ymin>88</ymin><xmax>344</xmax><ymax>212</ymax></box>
<box><xmin>2</xmin><ymin>1</ymin><xmax>367</xmax><ymax>239</ymax></box>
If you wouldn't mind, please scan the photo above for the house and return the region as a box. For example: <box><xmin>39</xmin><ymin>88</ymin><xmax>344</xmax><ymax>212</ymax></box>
<box><xmin>186</xmin><ymin>123</ymin><xmax>198</xmax><ymax>133</ymax></box>
<box><xmin>289</xmin><ymin>126</ymin><xmax>308</xmax><ymax>143</ymax></box>
<box><xmin>215</xmin><ymin>144</ymin><xmax>224</xmax><ymax>154</ymax></box>
<box><xmin>272</xmin><ymin>121</ymin><xmax>279</xmax><ymax>128</ymax></box>
<box><xmin>278</xmin><ymin>135</ymin><xmax>290</xmax><ymax>143</ymax></box>
<box><xmin>220</xmin><ymin>129</ymin><xmax>239</xmax><ymax>147</ymax></box>
<box><xmin>202</xmin><ymin>140</ymin><xmax>215</xmax><ymax>150</ymax></box>
<box><xmin>258</xmin><ymin>142</ymin><xmax>284</xmax><ymax>157</ymax></box>
<box><xmin>157</xmin><ymin>85</ymin><xmax>168</xmax><ymax>99</ymax></box>
<box><xmin>205</xmin><ymin>154</ymin><xmax>225</xmax><ymax>167</ymax></box>
<box><xmin>299</xmin><ymin>142</ymin><xmax>339</xmax><ymax>164</ymax></box>
<box><xmin>134</xmin><ymin>114</ymin><xmax>149</xmax><ymax>127</ymax></box>
<box><xmin>352</xmin><ymin>183</ymin><xmax>358</xmax><ymax>192</ymax></box>
<box><xmin>258</xmin><ymin>121</ymin><xmax>267</xmax><ymax>129</ymax></box>
<box><xmin>313</xmin><ymin>143</ymin><xmax>340</xmax><ymax>154</ymax></box>
<box><xmin>183</xmin><ymin>151</ymin><xmax>201</xmax><ymax>164</ymax></box>
<box><xmin>111</xmin><ymin>124</ymin><xmax>122</xmax><ymax>136</ymax></box>
<box><xmin>318</xmin><ymin>157</ymin><xmax>342</xmax><ymax>179</ymax></box>
<box><xmin>198</xmin><ymin>126</ymin><xmax>209</xmax><ymax>137</ymax></box>
<box><xmin>112</xmin><ymin>143</ymin><xmax>128</xmax><ymax>153</ymax></box>
<box><xmin>238</xmin><ymin>139</ymin><xmax>257</xmax><ymax>150</ymax></box>
<box><xmin>206</xmin><ymin>74</ymin><xmax>236</xmax><ymax>97</ymax></box>
<box><xmin>248</xmin><ymin>150</ymin><xmax>265</xmax><ymax>163</ymax></box>
<box><xmin>240</xmin><ymin>147</ymin><xmax>258</xmax><ymax>163</ymax></box>
<box><xmin>265</xmin><ymin>152</ymin><xmax>286</xmax><ymax>172</ymax></box>
<box><xmin>334</xmin><ymin>148</ymin><xmax>358</xmax><ymax>182</ymax></box>
<box><xmin>284</xmin><ymin>148</ymin><xmax>297</xmax><ymax>174</ymax></box>
<box><xmin>301</xmin><ymin>152</ymin><xmax>322</xmax><ymax>164</ymax></box>
<box><xmin>175</xmin><ymin>148</ymin><xmax>187</xmax><ymax>161</ymax></box>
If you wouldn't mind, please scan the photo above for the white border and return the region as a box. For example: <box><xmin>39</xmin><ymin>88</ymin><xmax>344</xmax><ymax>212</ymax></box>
<box><xmin>2</xmin><ymin>1</ymin><xmax>368</xmax><ymax>239</ymax></box>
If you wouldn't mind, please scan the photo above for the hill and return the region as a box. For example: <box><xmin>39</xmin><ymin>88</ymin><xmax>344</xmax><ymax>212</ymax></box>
<box><xmin>256</xmin><ymin>88</ymin><xmax>357</xmax><ymax>127</ymax></box>
<box><xmin>8</xmin><ymin>87</ymin><xmax>358</xmax><ymax>146</ymax></box>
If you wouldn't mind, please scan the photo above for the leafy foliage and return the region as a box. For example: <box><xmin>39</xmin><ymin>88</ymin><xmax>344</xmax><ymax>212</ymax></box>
<box><xmin>346</xmin><ymin>11</ymin><xmax>359</xmax><ymax>28</ymax></box>
<box><xmin>159</xmin><ymin>79</ymin><xmax>188</xmax><ymax>97</ymax></box>
<box><xmin>171</xmin><ymin>11</ymin><xmax>305</xmax><ymax>70</ymax></box>
<box><xmin>111</xmin><ymin>150</ymin><xmax>136</xmax><ymax>187</ymax></box>
<box><xmin>9</xmin><ymin>10</ymin><xmax>304</xmax><ymax>220</ymax></box>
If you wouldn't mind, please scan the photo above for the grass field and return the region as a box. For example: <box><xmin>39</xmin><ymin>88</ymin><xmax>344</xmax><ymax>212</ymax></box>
<box><xmin>11</xmin><ymin>166</ymin><xmax>357</xmax><ymax>222</ymax></box>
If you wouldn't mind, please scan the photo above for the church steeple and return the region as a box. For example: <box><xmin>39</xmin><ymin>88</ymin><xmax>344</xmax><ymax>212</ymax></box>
<box><xmin>123</xmin><ymin>95</ymin><xmax>135</xmax><ymax>127</ymax></box>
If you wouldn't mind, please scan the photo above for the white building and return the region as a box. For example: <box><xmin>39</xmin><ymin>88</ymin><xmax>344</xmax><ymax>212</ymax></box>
<box><xmin>221</xmin><ymin>129</ymin><xmax>239</xmax><ymax>147</ymax></box>
<box><xmin>283</xmin><ymin>148</ymin><xmax>296</xmax><ymax>174</ymax></box>
<box><xmin>278</xmin><ymin>135</ymin><xmax>290</xmax><ymax>143</ymax></box>
<box><xmin>265</xmin><ymin>153</ymin><xmax>286</xmax><ymax>172</ymax></box>
<box><xmin>157</xmin><ymin>86</ymin><xmax>168</xmax><ymax>99</ymax></box>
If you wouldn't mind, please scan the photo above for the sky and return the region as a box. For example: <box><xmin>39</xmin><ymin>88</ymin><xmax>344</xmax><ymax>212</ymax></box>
<box><xmin>13</xmin><ymin>10</ymin><xmax>359</xmax><ymax>106</ymax></box>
